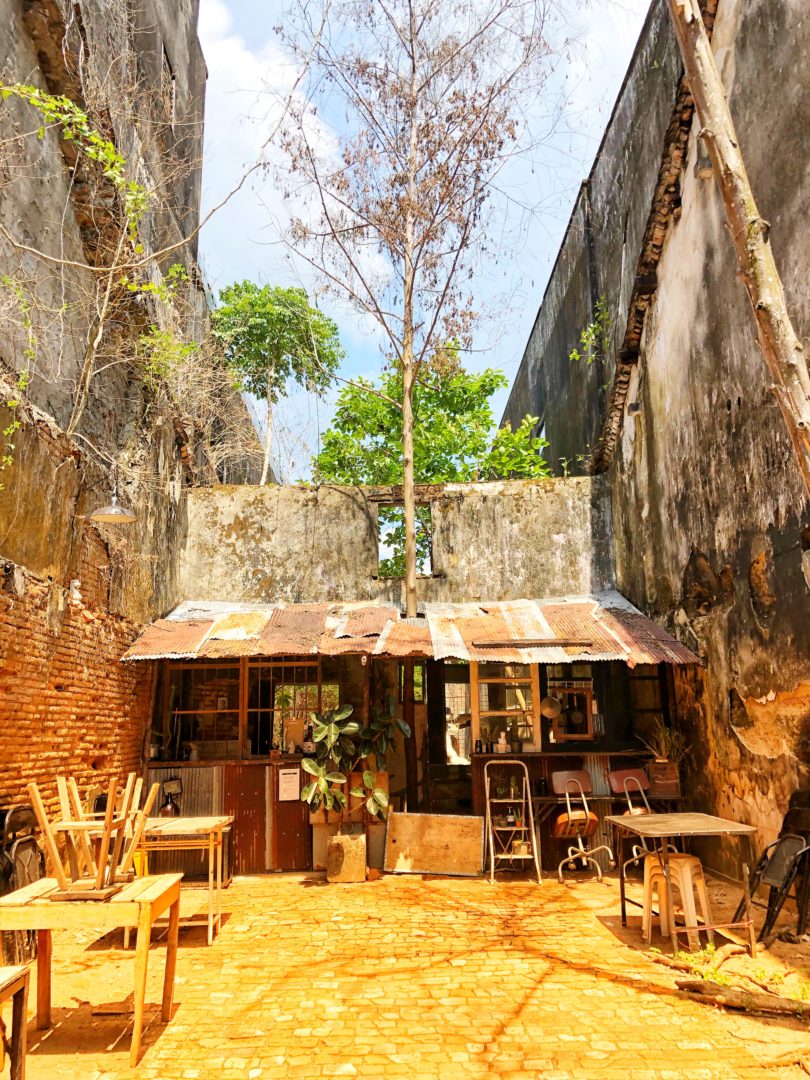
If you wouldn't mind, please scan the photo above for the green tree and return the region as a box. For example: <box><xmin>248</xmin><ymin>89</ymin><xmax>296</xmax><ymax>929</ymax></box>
<box><xmin>313</xmin><ymin>364</ymin><xmax>548</xmax><ymax>576</ymax></box>
<box><xmin>212</xmin><ymin>282</ymin><xmax>344</xmax><ymax>484</ymax></box>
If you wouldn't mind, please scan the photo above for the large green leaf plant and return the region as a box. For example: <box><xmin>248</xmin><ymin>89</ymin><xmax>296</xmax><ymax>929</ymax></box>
<box><xmin>300</xmin><ymin>704</ymin><xmax>410</xmax><ymax>830</ymax></box>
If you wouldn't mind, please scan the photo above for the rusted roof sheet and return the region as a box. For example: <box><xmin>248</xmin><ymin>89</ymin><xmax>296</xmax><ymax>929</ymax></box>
<box><xmin>123</xmin><ymin>618</ymin><xmax>214</xmax><ymax>660</ymax></box>
<box><xmin>374</xmin><ymin>618</ymin><xmax>433</xmax><ymax>658</ymax></box>
<box><xmin>123</xmin><ymin>592</ymin><xmax>700</xmax><ymax>667</ymax></box>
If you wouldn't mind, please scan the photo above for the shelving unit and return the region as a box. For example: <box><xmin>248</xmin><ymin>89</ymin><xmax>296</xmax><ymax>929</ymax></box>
<box><xmin>484</xmin><ymin>759</ymin><xmax>541</xmax><ymax>884</ymax></box>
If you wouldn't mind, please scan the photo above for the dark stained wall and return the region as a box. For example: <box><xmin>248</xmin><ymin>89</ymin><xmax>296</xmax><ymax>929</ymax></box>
<box><xmin>503</xmin><ymin>0</ymin><xmax>810</xmax><ymax>854</ymax></box>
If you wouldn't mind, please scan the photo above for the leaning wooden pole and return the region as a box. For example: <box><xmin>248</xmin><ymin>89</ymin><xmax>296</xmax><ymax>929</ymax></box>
<box><xmin>665</xmin><ymin>0</ymin><xmax>810</xmax><ymax>495</ymax></box>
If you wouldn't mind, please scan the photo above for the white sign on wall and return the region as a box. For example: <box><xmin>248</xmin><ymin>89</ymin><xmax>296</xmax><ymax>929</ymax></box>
<box><xmin>278</xmin><ymin>768</ymin><xmax>300</xmax><ymax>802</ymax></box>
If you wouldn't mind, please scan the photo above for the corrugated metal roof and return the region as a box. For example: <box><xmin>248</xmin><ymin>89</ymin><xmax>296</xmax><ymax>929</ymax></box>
<box><xmin>123</xmin><ymin>593</ymin><xmax>700</xmax><ymax>667</ymax></box>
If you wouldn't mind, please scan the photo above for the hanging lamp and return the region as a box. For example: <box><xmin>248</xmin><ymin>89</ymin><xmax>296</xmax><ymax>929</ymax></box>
<box><xmin>89</xmin><ymin>467</ymin><xmax>137</xmax><ymax>524</ymax></box>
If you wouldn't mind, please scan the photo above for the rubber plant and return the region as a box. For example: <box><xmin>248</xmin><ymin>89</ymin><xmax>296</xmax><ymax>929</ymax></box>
<box><xmin>300</xmin><ymin>704</ymin><xmax>410</xmax><ymax>829</ymax></box>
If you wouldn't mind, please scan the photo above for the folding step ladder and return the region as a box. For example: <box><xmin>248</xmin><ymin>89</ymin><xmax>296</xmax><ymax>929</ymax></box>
<box><xmin>484</xmin><ymin>759</ymin><xmax>541</xmax><ymax>884</ymax></box>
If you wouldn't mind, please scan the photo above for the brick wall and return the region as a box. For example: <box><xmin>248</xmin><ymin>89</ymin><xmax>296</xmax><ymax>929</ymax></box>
<box><xmin>0</xmin><ymin>557</ymin><xmax>151</xmax><ymax>818</ymax></box>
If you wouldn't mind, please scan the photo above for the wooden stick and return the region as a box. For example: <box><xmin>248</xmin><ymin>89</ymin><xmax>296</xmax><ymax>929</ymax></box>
<box><xmin>107</xmin><ymin>773</ymin><xmax>136</xmax><ymax>883</ymax></box>
<box><xmin>676</xmin><ymin>979</ymin><xmax>810</xmax><ymax>1018</ymax></box>
<box><xmin>93</xmin><ymin>778</ymin><xmax>118</xmax><ymax>890</ymax></box>
<box><xmin>66</xmin><ymin>778</ymin><xmax>97</xmax><ymax>876</ymax></box>
<box><xmin>119</xmin><ymin>783</ymin><xmax>159</xmax><ymax>876</ymax></box>
<box><xmin>26</xmin><ymin>783</ymin><xmax>69</xmax><ymax>891</ymax></box>
<box><xmin>55</xmin><ymin>777</ymin><xmax>80</xmax><ymax>881</ymax></box>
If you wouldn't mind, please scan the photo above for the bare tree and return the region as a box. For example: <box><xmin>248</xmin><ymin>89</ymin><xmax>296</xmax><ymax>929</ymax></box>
<box><xmin>275</xmin><ymin>0</ymin><xmax>568</xmax><ymax>616</ymax></box>
<box><xmin>665</xmin><ymin>0</ymin><xmax>810</xmax><ymax>495</ymax></box>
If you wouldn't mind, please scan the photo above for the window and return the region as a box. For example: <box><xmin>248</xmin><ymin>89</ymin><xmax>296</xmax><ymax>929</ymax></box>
<box><xmin>377</xmin><ymin>505</ymin><xmax>432</xmax><ymax>578</ymax></box>
<box><xmin>547</xmin><ymin>663</ymin><xmax>596</xmax><ymax>742</ymax></box>
<box><xmin>247</xmin><ymin>661</ymin><xmax>338</xmax><ymax>756</ymax></box>
<box><xmin>398</xmin><ymin>662</ymin><xmax>425</xmax><ymax>704</ymax></box>
<box><xmin>167</xmin><ymin>663</ymin><xmax>240</xmax><ymax>759</ymax></box>
<box><xmin>471</xmin><ymin>661</ymin><xmax>540</xmax><ymax>750</ymax></box>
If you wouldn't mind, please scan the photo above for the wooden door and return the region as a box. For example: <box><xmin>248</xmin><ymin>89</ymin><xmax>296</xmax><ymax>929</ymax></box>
<box><xmin>222</xmin><ymin>764</ymin><xmax>267</xmax><ymax>874</ymax></box>
<box><xmin>269</xmin><ymin>763</ymin><xmax>311</xmax><ymax>871</ymax></box>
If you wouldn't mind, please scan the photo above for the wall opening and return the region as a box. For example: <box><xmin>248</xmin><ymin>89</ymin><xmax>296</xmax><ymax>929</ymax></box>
<box><xmin>377</xmin><ymin>504</ymin><xmax>432</xmax><ymax>578</ymax></box>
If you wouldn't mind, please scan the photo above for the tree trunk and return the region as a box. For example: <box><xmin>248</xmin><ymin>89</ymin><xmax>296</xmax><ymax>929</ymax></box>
<box><xmin>665</xmin><ymin>0</ymin><xmax>810</xmax><ymax>494</ymax></box>
<box><xmin>401</xmin><ymin>7</ymin><xmax>419</xmax><ymax>619</ymax></box>
<box><xmin>402</xmin><ymin>657</ymin><xmax>418</xmax><ymax>811</ymax></box>
<box><xmin>259</xmin><ymin>361</ymin><xmax>276</xmax><ymax>486</ymax></box>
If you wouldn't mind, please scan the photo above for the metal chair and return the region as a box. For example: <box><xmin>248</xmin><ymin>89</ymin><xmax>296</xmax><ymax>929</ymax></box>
<box><xmin>732</xmin><ymin>832</ymin><xmax>810</xmax><ymax>940</ymax></box>
<box><xmin>551</xmin><ymin>770</ymin><xmax>614</xmax><ymax>881</ymax></box>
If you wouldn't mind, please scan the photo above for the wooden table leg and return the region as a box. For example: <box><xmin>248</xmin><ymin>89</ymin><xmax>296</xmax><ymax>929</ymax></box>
<box><xmin>216</xmin><ymin>830</ymin><xmax>223</xmax><ymax>937</ymax></box>
<box><xmin>10</xmin><ymin>976</ymin><xmax>28</xmax><ymax>1080</ymax></box>
<box><xmin>36</xmin><ymin>930</ymin><xmax>51</xmax><ymax>1030</ymax></box>
<box><xmin>207</xmin><ymin>831</ymin><xmax>215</xmax><ymax>946</ymax></box>
<box><xmin>161</xmin><ymin>897</ymin><xmax>180</xmax><ymax>1023</ymax></box>
<box><xmin>131</xmin><ymin>907</ymin><xmax>152</xmax><ymax>1068</ymax></box>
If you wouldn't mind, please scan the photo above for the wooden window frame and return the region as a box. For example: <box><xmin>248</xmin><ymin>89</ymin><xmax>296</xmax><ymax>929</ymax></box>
<box><xmin>470</xmin><ymin>661</ymin><xmax>541</xmax><ymax>749</ymax></box>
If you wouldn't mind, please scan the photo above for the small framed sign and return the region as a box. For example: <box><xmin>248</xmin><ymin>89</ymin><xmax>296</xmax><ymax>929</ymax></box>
<box><xmin>278</xmin><ymin>767</ymin><xmax>300</xmax><ymax>802</ymax></box>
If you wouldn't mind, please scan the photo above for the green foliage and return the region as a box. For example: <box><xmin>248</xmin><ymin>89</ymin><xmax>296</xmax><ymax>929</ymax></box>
<box><xmin>569</xmin><ymin>296</ymin><xmax>612</xmax><ymax>366</ymax></box>
<box><xmin>313</xmin><ymin>363</ymin><xmax>549</xmax><ymax>575</ymax></box>
<box><xmin>299</xmin><ymin>704</ymin><xmax>409</xmax><ymax>828</ymax></box>
<box><xmin>211</xmin><ymin>282</ymin><xmax>343</xmax><ymax>402</ymax></box>
<box><xmin>1</xmin><ymin>84</ymin><xmax>148</xmax><ymax>235</ymax></box>
<box><xmin>121</xmin><ymin>262</ymin><xmax>189</xmax><ymax>303</ymax></box>
<box><xmin>137</xmin><ymin>326</ymin><xmax>199</xmax><ymax>391</ymax></box>
<box><xmin>0</xmin><ymin>276</ymin><xmax>35</xmax><ymax>491</ymax></box>
<box><xmin>672</xmin><ymin>945</ymin><xmax>732</xmax><ymax>987</ymax></box>
<box><xmin>637</xmin><ymin>717</ymin><xmax>691</xmax><ymax>768</ymax></box>
<box><xmin>314</xmin><ymin>365</ymin><xmax>548</xmax><ymax>486</ymax></box>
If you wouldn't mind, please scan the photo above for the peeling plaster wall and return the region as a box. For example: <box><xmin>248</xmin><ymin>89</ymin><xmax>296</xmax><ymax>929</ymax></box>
<box><xmin>503</xmin><ymin>0</ymin><xmax>810</xmax><ymax>857</ymax></box>
<box><xmin>615</xmin><ymin>0</ymin><xmax>810</xmax><ymax>863</ymax></box>
<box><xmin>177</xmin><ymin>477</ymin><xmax>615</xmax><ymax>605</ymax></box>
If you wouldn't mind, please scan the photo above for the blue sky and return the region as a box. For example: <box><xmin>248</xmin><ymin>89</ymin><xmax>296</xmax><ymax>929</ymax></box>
<box><xmin>197</xmin><ymin>0</ymin><xmax>653</xmax><ymax>479</ymax></box>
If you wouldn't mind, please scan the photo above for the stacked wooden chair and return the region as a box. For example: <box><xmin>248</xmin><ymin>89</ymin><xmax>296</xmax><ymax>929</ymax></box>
<box><xmin>27</xmin><ymin>774</ymin><xmax>159</xmax><ymax>899</ymax></box>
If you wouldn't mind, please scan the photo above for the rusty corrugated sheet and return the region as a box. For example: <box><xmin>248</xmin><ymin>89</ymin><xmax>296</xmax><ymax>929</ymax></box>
<box><xmin>122</xmin><ymin>618</ymin><xmax>214</xmax><ymax>660</ymax></box>
<box><xmin>374</xmin><ymin>618</ymin><xmax>432</xmax><ymax>657</ymax></box>
<box><xmin>260</xmin><ymin>605</ymin><xmax>329</xmax><ymax>655</ymax></box>
<box><xmin>338</xmin><ymin>605</ymin><xmax>397</xmax><ymax>639</ymax></box>
<box><xmin>123</xmin><ymin>593</ymin><xmax>700</xmax><ymax>667</ymax></box>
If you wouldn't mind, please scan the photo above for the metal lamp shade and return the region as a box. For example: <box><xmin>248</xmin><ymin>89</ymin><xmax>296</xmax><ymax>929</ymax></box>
<box><xmin>89</xmin><ymin>492</ymin><xmax>137</xmax><ymax>524</ymax></box>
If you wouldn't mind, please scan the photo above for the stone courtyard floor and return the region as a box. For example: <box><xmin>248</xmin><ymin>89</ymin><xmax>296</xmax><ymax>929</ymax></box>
<box><xmin>12</xmin><ymin>872</ymin><xmax>810</xmax><ymax>1079</ymax></box>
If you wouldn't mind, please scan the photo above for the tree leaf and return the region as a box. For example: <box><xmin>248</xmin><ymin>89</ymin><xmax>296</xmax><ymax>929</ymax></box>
<box><xmin>363</xmin><ymin>769</ymin><xmax>376</xmax><ymax>789</ymax></box>
<box><xmin>301</xmin><ymin>757</ymin><xmax>321</xmax><ymax>776</ymax></box>
<box><xmin>325</xmin><ymin>771</ymin><xmax>347</xmax><ymax>784</ymax></box>
<box><xmin>372</xmin><ymin>788</ymin><xmax>389</xmax><ymax>809</ymax></box>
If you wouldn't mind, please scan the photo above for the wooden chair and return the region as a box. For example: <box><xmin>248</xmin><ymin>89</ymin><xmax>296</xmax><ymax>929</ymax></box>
<box><xmin>551</xmin><ymin>770</ymin><xmax>614</xmax><ymax>881</ymax></box>
<box><xmin>27</xmin><ymin>776</ymin><xmax>136</xmax><ymax>898</ymax></box>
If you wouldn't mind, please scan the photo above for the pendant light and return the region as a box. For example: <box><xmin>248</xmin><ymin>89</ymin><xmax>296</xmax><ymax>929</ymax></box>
<box><xmin>89</xmin><ymin>467</ymin><xmax>137</xmax><ymax>525</ymax></box>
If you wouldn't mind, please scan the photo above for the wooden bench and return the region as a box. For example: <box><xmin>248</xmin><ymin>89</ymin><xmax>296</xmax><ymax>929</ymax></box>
<box><xmin>0</xmin><ymin>873</ymin><xmax>182</xmax><ymax>1067</ymax></box>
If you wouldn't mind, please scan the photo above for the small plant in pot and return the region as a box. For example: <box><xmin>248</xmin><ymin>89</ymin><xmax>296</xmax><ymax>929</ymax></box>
<box><xmin>637</xmin><ymin>717</ymin><xmax>690</xmax><ymax>797</ymax></box>
<box><xmin>300</xmin><ymin>703</ymin><xmax>410</xmax><ymax>882</ymax></box>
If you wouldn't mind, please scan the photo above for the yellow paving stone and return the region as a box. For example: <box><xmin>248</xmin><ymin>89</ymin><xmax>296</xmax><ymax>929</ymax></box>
<box><xmin>7</xmin><ymin>873</ymin><xmax>810</xmax><ymax>1079</ymax></box>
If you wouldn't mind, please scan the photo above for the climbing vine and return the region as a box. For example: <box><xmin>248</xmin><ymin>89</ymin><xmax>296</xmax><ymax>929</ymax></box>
<box><xmin>0</xmin><ymin>83</ymin><xmax>147</xmax><ymax>237</ymax></box>
<box><xmin>569</xmin><ymin>296</ymin><xmax>612</xmax><ymax>366</ymax></box>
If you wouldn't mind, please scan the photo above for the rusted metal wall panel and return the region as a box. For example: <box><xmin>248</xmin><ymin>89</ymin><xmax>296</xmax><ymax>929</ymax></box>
<box><xmin>223</xmin><ymin>764</ymin><xmax>268</xmax><ymax>874</ymax></box>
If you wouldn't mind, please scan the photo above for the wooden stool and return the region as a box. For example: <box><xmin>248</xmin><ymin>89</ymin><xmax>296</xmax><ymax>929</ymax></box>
<box><xmin>643</xmin><ymin>854</ymin><xmax>713</xmax><ymax>950</ymax></box>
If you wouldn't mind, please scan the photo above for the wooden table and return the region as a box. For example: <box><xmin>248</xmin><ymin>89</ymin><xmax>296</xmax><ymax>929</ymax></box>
<box><xmin>605</xmin><ymin>812</ymin><xmax>758</xmax><ymax>954</ymax></box>
<box><xmin>0</xmin><ymin>874</ymin><xmax>182</xmax><ymax>1067</ymax></box>
<box><xmin>138</xmin><ymin>817</ymin><xmax>233</xmax><ymax>944</ymax></box>
<box><xmin>0</xmin><ymin>966</ymin><xmax>29</xmax><ymax>1079</ymax></box>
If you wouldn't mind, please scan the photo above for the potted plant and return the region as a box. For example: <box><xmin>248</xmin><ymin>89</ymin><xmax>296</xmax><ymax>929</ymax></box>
<box><xmin>638</xmin><ymin>717</ymin><xmax>690</xmax><ymax>797</ymax></box>
<box><xmin>301</xmin><ymin>704</ymin><xmax>409</xmax><ymax>882</ymax></box>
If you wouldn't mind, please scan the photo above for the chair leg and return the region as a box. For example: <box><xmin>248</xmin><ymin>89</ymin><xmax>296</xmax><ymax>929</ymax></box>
<box><xmin>679</xmin><ymin>874</ymin><xmax>701</xmax><ymax>951</ymax></box>
<box><xmin>694</xmin><ymin>869</ymin><xmax>714</xmax><ymax>945</ymax></box>
<box><xmin>655</xmin><ymin>875</ymin><xmax>671</xmax><ymax>939</ymax></box>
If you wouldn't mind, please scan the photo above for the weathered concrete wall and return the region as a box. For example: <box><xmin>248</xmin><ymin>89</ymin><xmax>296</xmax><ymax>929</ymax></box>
<box><xmin>0</xmin><ymin>0</ymin><xmax>209</xmax><ymax>811</ymax></box>
<box><xmin>503</xmin><ymin>0</ymin><xmax>810</xmax><ymax>856</ymax></box>
<box><xmin>502</xmin><ymin>0</ymin><xmax>684</xmax><ymax>471</ymax></box>
<box><xmin>177</xmin><ymin>477</ymin><xmax>615</xmax><ymax>605</ymax></box>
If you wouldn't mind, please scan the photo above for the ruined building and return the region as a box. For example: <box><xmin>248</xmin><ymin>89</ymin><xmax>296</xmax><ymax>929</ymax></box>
<box><xmin>502</xmin><ymin>0</ymin><xmax>810</xmax><ymax>853</ymax></box>
<box><xmin>0</xmin><ymin>0</ymin><xmax>258</xmax><ymax>813</ymax></box>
